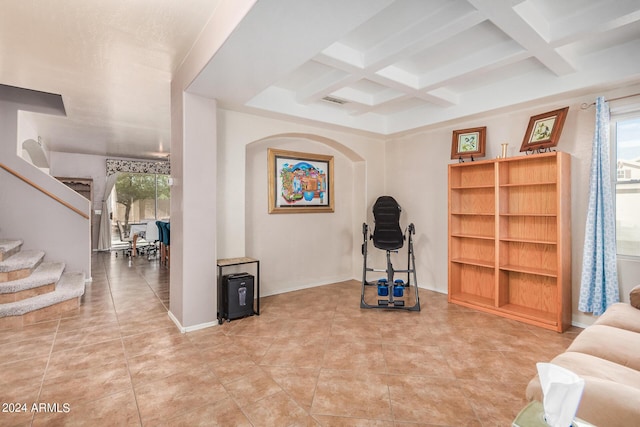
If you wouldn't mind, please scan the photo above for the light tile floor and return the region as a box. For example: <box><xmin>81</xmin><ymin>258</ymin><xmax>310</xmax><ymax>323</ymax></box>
<box><xmin>0</xmin><ymin>252</ymin><xmax>582</xmax><ymax>426</ymax></box>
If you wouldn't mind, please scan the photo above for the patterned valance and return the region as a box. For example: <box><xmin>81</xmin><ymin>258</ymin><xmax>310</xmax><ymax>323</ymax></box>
<box><xmin>106</xmin><ymin>159</ymin><xmax>170</xmax><ymax>176</ymax></box>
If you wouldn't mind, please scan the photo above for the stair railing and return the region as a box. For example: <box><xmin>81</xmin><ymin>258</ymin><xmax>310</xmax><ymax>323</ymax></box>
<box><xmin>0</xmin><ymin>162</ymin><xmax>90</xmax><ymax>220</ymax></box>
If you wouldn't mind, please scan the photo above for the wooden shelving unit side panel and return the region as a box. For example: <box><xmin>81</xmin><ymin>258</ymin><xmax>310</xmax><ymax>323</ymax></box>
<box><xmin>557</xmin><ymin>152</ymin><xmax>572</xmax><ymax>330</ymax></box>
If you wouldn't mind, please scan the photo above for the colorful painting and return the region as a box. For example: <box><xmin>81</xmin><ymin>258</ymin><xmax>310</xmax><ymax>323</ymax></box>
<box><xmin>268</xmin><ymin>149</ymin><xmax>334</xmax><ymax>213</ymax></box>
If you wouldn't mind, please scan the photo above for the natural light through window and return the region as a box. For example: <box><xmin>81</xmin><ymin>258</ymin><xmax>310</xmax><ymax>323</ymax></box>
<box><xmin>615</xmin><ymin>116</ymin><xmax>640</xmax><ymax>256</ymax></box>
<box><xmin>111</xmin><ymin>173</ymin><xmax>170</xmax><ymax>238</ymax></box>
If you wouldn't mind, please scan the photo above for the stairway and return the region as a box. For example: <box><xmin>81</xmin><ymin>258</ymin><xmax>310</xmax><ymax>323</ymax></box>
<box><xmin>0</xmin><ymin>239</ymin><xmax>85</xmax><ymax>329</ymax></box>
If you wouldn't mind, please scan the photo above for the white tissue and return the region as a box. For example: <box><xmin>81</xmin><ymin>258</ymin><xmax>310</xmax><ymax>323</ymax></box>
<box><xmin>537</xmin><ymin>363</ymin><xmax>585</xmax><ymax>427</ymax></box>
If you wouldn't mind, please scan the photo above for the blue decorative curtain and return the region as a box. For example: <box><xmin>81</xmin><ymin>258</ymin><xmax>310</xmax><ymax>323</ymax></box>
<box><xmin>578</xmin><ymin>96</ymin><xmax>620</xmax><ymax>315</ymax></box>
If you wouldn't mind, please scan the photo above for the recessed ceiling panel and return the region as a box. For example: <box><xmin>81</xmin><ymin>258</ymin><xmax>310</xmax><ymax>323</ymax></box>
<box><xmin>393</xmin><ymin>20</ymin><xmax>515</xmax><ymax>76</ymax></box>
<box><xmin>339</xmin><ymin>0</ymin><xmax>450</xmax><ymax>52</ymax></box>
<box><xmin>369</xmin><ymin>96</ymin><xmax>428</xmax><ymax>115</ymax></box>
<box><xmin>444</xmin><ymin>57</ymin><xmax>545</xmax><ymax>93</ymax></box>
<box><xmin>273</xmin><ymin>60</ymin><xmax>343</xmax><ymax>92</ymax></box>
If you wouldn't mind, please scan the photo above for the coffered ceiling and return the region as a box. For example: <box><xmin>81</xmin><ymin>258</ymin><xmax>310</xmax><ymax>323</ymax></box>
<box><xmin>190</xmin><ymin>0</ymin><xmax>640</xmax><ymax>135</ymax></box>
<box><xmin>2</xmin><ymin>0</ymin><xmax>640</xmax><ymax>159</ymax></box>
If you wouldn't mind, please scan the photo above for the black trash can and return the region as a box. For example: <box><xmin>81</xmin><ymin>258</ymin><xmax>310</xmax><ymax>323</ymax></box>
<box><xmin>220</xmin><ymin>273</ymin><xmax>254</xmax><ymax>321</ymax></box>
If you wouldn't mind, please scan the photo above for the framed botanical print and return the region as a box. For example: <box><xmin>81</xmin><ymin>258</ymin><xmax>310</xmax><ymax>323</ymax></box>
<box><xmin>520</xmin><ymin>107</ymin><xmax>569</xmax><ymax>152</ymax></box>
<box><xmin>451</xmin><ymin>127</ymin><xmax>486</xmax><ymax>160</ymax></box>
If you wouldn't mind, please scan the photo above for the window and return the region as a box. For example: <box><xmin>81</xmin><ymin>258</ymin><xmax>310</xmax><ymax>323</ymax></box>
<box><xmin>613</xmin><ymin>115</ymin><xmax>640</xmax><ymax>256</ymax></box>
<box><xmin>111</xmin><ymin>172</ymin><xmax>170</xmax><ymax>235</ymax></box>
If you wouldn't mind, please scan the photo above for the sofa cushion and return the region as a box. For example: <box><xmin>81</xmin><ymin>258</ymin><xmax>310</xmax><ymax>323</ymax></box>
<box><xmin>538</xmin><ymin>352</ymin><xmax>640</xmax><ymax>391</ymax></box>
<box><xmin>526</xmin><ymin>352</ymin><xmax>640</xmax><ymax>427</ymax></box>
<box><xmin>593</xmin><ymin>302</ymin><xmax>640</xmax><ymax>333</ymax></box>
<box><xmin>631</xmin><ymin>285</ymin><xmax>640</xmax><ymax>309</ymax></box>
<box><xmin>527</xmin><ymin>366</ymin><xmax>640</xmax><ymax>427</ymax></box>
<box><xmin>567</xmin><ymin>324</ymin><xmax>640</xmax><ymax>371</ymax></box>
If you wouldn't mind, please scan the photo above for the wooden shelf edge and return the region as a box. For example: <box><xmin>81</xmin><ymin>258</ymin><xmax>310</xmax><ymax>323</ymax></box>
<box><xmin>499</xmin><ymin>213</ymin><xmax>556</xmax><ymax>217</ymax></box>
<box><xmin>451</xmin><ymin>185</ymin><xmax>495</xmax><ymax>189</ymax></box>
<box><xmin>499</xmin><ymin>181</ymin><xmax>556</xmax><ymax>187</ymax></box>
<box><xmin>448</xmin><ymin>298</ymin><xmax>563</xmax><ymax>332</ymax></box>
<box><xmin>499</xmin><ymin>238</ymin><xmax>556</xmax><ymax>245</ymax></box>
<box><xmin>449</xmin><ymin>293</ymin><xmax>495</xmax><ymax>310</ymax></box>
<box><xmin>499</xmin><ymin>265</ymin><xmax>557</xmax><ymax>277</ymax></box>
<box><xmin>452</xmin><ymin>233</ymin><xmax>495</xmax><ymax>240</ymax></box>
<box><xmin>451</xmin><ymin>212</ymin><xmax>495</xmax><ymax>216</ymax></box>
<box><xmin>451</xmin><ymin>258</ymin><xmax>494</xmax><ymax>269</ymax></box>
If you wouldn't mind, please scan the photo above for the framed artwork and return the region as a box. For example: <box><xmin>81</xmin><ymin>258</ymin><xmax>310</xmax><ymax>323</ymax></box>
<box><xmin>451</xmin><ymin>127</ymin><xmax>486</xmax><ymax>160</ymax></box>
<box><xmin>267</xmin><ymin>148</ymin><xmax>334</xmax><ymax>214</ymax></box>
<box><xmin>520</xmin><ymin>107</ymin><xmax>569</xmax><ymax>152</ymax></box>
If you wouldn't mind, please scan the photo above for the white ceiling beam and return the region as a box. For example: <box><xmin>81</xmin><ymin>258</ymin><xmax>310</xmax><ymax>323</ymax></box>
<box><xmin>420</xmin><ymin>87</ymin><xmax>459</xmax><ymax>107</ymax></box>
<box><xmin>418</xmin><ymin>40</ymin><xmax>530</xmax><ymax>90</ymax></box>
<box><xmin>363</xmin><ymin>5</ymin><xmax>486</xmax><ymax>70</ymax></box>
<box><xmin>546</xmin><ymin>1</ymin><xmax>640</xmax><ymax>46</ymax></box>
<box><xmin>468</xmin><ymin>0</ymin><xmax>575</xmax><ymax>76</ymax></box>
<box><xmin>321</xmin><ymin>42</ymin><xmax>365</xmax><ymax>69</ymax></box>
<box><xmin>345</xmin><ymin>94</ymin><xmax>413</xmax><ymax>116</ymax></box>
<box><xmin>374</xmin><ymin>65</ymin><xmax>420</xmax><ymax>90</ymax></box>
<box><xmin>295</xmin><ymin>69</ymin><xmax>358</xmax><ymax>104</ymax></box>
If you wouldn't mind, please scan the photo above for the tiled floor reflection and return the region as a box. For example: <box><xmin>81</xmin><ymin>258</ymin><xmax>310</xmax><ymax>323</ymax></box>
<box><xmin>1</xmin><ymin>252</ymin><xmax>582</xmax><ymax>426</ymax></box>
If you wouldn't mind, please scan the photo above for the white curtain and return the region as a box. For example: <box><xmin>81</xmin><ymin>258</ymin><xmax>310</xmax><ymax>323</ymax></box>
<box><xmin>578</xmin><ymin>96</ymin><xmax>620</xmax><ymax>315</ymax></box>
<box><xmin>97</xmin><ymin>159</ymin><xmax>170</xmax><ymax>251</ymax></box>
<box><xmin>97</xmin><ymin>173</ymin><xmax>118</xmax><ymax>251</ymax></box>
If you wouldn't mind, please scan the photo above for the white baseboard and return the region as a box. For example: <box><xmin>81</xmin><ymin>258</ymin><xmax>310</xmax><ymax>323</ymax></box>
<box><xmin>259</xmin><ymin>276</ymin><xmax>354</xmax><ymax>297</ymax></box>
<box><xmin>167</xmin><ymin>310</ymin><xmax>219</xmax><ymax>333</ymax></box>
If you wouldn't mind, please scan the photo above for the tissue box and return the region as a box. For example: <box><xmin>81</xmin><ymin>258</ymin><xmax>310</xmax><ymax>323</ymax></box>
<box><xmin>512</xmin><ymin>401</ymin><xmax>595</xmax><ymax>427</ymax></box>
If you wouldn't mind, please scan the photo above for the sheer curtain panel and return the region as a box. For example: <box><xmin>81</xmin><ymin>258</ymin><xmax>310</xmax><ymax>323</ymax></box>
<box><xmin>578</xmin><ymin>96</ymin><xmax>620</xmax><ymax>315</ymax></box>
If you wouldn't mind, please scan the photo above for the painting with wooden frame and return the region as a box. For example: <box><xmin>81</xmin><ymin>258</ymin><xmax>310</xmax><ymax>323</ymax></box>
<box><xmin>451</xmin><ymin>126</ymin><xmax>486</xmax><ymax>160</ymax></box>
<box><xmin>520</xmin><ymin>107</ymin><xmax>569</xmax><ymax>152</ymax></box>
<box><xmin>268</xmin><ymin>148</ymin><xmax>334</xmax><ymax>214</ymax></box>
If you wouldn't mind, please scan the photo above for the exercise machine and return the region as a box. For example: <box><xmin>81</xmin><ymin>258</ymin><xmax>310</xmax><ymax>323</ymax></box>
<box><xmin>360</xmin><ymin>196</ymin><xmax>420</xmax><ymax>311</ymax></box>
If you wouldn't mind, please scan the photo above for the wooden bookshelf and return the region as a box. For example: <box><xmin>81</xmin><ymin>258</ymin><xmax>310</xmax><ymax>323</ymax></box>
<box><xmin>448</xmin><ymin>152</ymin><xmax>571</xmax><ymax>332</ymax></box>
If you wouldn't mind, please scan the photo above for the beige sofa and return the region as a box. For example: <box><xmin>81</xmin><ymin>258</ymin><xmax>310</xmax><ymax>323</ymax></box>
<box><xmin>526</xmin><ymin>287</ymin><xmax>640</xmax><ymax>427</ymax></box>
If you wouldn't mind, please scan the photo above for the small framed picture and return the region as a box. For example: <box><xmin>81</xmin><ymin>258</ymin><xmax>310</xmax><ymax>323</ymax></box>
<box><xmin>451</xmin><ymin>127</ymin><xmax>486</xmax><ymax>160</ymax></box>
<box><xmin>520</xmin><ymin>107</ymin><xmax>569</xmax><ymax>152</ymax></box>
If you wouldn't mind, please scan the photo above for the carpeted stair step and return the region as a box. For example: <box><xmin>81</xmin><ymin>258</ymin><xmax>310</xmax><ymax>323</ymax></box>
<box><xmin>0</xmin><ymin>250</ymin><xmax>45</xmax><ymax>283</ymax></box>
<box><xmin>0</xmin><ymin>239</ymin><xmax>23</xmax><ymax>262</ymax></box>
<box><xmin>0</xmin><ymin>262</ymin><xmax>65</xmax><ymax>303</ymax></box>
<box><xmin>0</xmin><ymin>271</ymin><xmax>85</xmax><ymax>318</ymax></box>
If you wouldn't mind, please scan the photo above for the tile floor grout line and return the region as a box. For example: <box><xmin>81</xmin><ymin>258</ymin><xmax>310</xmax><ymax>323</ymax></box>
<box><xmin>105</xmin><ymin>254</ymin><xmax>145</xmax><ymax>426</ymax></box>
<box><xmin>30</xmin><ymin>315</ymin><xmax>61</xmax><ymax>427</ymax></box>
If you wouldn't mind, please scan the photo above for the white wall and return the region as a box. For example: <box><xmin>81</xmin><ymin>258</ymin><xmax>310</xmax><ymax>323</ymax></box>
<box><xmin>245</xmin><ymin>137</ymin><xmax>355</xmax><ymax>296</ymax></box>
<box><xmin>169</xmin><ymin>0</ymin><xmax>257</xmax><ymax>330</ymax></box>
<box><xmin>216</xmin><ymin>109</ymin><xmax>387</xmax><ymax>296</ymax></box>
<box><xmin>386</xmin><ymin>85</ymin><xmax>640</xmax><ymax>327</ymax></box>
<box><xmin>0</xmin><ymin>94</ymin><xmax>91</xmax><ymax>278</ymax></box>
<box><xmin>49</xmin><ymin>152</ymin><xmax>107</xmax><ymax>250</ymax></box>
